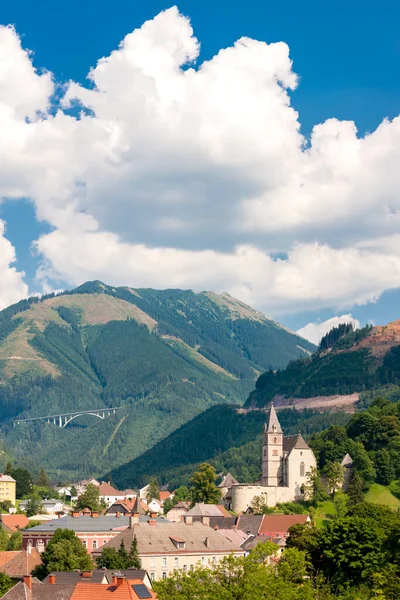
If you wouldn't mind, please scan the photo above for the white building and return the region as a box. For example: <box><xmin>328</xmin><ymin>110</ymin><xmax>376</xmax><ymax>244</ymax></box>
<box><xmin>19</xmin><ymin>499</ymin><xmax>65</xmax><ymax>515</ymax></box>
<box><xmin>223</xmin><ymin>404</ymin><xmax>317</xmax><ymax>513</ymax></box>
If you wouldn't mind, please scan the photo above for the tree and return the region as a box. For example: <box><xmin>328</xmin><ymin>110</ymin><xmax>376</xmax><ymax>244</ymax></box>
<box><xmin>0</xmin><ymin>528</ymin><xmax>9</xmax><ymax>551</ymax></box>
<box><xmin>303</xmin><ymin>467</ymin><xmax>328</xmax><ymax>505</ymax></box>
<box><xmin>322</xmin><ymin>461</ymin><xmax>344</xmax><ymax>495</ymax></box>
<box><xmin>129</xmin><ymin>535</ymin><xmax>141</xmax><ymax>569</ymax></box>
<box><xmin>347</xmin><ymin>473</ymin><xmax>365</xmax><ymax>506</ymax></box>
<box><xmin>146</xmin><ymin>477</ymin><xmax>160</xmax><ymax>503</ymax></box>
<box><xmin>25</xmin><ymin>495</ymin><xmax>44</xmax><ymax>517</ymax></box>
<box><xmin>277</xmin><ymin>548</ymin><xmax>310</xmax><ymax>584</ymax></box>
<box><xmin>375</xmin><ymin>449</ymin><xmax>395</xmax><ymax>485</ymax></box>
<box><xmin>333</xmin><ymin>490</ymin><xmax>348</xmax><ymax>520</ymax></box>
<box><xmin>70</xmin><ymin>486</ymin><xmax>77</xmax><ymax>499</ymax></box>
<box><xmin>163</xmin><ymin>498</ymin><xmax>174</xmax><ymax>514</ymax></box>
<box><xmin>10</xmin><ymin>468</ymin><xmax>33</xmax><ymax>499</ymax></box>
<box><xmin>7</xmin><ymin>530</ymin><xmax>22</xmax><ymax>550</ymax></box>
<box><xmin>249</xmin><ymin>494</ymin><xmax>273</xmax><ymax>514</ymax></box>
<box><xmin>4</xmin><ymin>462</ymin><xmax>12</xmax><ymax>476</ymax></box>
<box><xmin>117</xmin><ymin>540</ymin><xmax>130</xmax><ymax>566</ymax></box>
<box><xmin>33</xmin><ymin>528</ymin><xmax>94</xmax><ymax>578</ymax></box>
<box><xmin>96</xmin><ymin>547</ymin><xmax>125</xmax><ymax>570</ymax></box>
<box><xmin>189</xmin><ymin>463</ymin><xmax>221</xmax><ymax>506</ymax></box>
<box><xmin>0</xmin><ymin>572</ymin><xmax>14</xmax><ymax>597</ymax></box>
<box><xmin>36</xmin><ymin>468</ymin><xmax>49</xmax><ymax>488</ymax></box>
<box><xmin>173</xmin><ymin>486</ymin><xmax>190</xmax><ymax>503</ymax></box>
<box><xmin>74</xmin><ymin>483</ymin><xmax>102</xmax><ymax>512</ymax></box>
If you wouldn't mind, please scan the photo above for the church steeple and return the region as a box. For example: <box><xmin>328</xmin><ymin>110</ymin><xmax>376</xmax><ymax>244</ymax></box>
<box><xmin>265</xmin><ymin>403</ymin><xmax>282</xmax><ymax>434</ymax></box>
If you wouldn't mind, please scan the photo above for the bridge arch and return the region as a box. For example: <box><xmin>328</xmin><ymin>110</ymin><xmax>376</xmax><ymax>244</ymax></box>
<box><xmin>62</xmin><ymin>412</ymin><xmax>105</xmax><ymax>428</ymax></box>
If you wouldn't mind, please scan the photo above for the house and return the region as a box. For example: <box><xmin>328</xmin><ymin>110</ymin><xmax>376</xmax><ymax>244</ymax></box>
<box><xmin>21</xmin><ymin>510</ymin><xmax>169</xmax><ymax>554</ymax></box>
<box><xmin>223</xmin><ymin>405</ymin><xmax>317</xmax><ymax>512</ymax></box>
<box><xmin>139</xmin><ymin>485</ymin><xmax>149</xmax><ymax>500</ymax></box>
<box><xmin>183</xmin><ymin>503</ymin><xmax>231</xmax><ymax>523</ymax></box>
<box><xmin>159</xmin><ymin>491</ymin><xmax>172</xmax><ymax>505</ymax></box>
<box><xmin>99</xmin><ymin>482</ymin><xmax>129</xmax><ymax>507</ymax></box>
<box><xmin>43</xmin><ymin>569</ymin><xmax>152</xmax><ymax>589</ymax></box>
<box><xmin>166</xmin><ymin>501</ymin><xmax>189</xmax><ymax>522</ymax></box>
<box><xmin>0</xmin><ymin>549</ymin><xmax>41</xmax><ymax>578</ymax></box>
<box><xmin>257</xmin><ymin>514</ymin><xmax>311</xmax><ymax>538</ymax></box>
<box><xmin>147</xmin><ymin>498</ymin><xmax>162</xmax><ymax>514</ymax></box>
<box><xmin>19</xmin><ymin>499</ymin><xmax>65</xmax><ymax>516</ymax></box>
<box><xmin>0</xmin><ymin>514</ymin><xmax>29</xmax><ymax>533</ymax></box>
<box><xmin>93</xmin><ymin>515</ymin><xmax>245</xmax><ymax>582</ymax></box>
<box><xmin>2</xmin><ymin>573</ymin><xmax>156</xmax><ymax>599</ymax></box>
<box><xmin>0</xmin><ymin>475</ymin><xmax>16</xmax><ymax>506</ymax></box>
<box><xmin>106</xmin><ymin>499</ymin><xmax>136</xmax><ymax>516</ymax></box>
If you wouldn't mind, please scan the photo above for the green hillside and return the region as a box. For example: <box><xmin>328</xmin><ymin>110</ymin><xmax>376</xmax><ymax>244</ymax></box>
<box><xmin>245</xmin><ymin>323</ymin><xmax>400</xmax><ymax>408</ymax></box>
<box><xmin>0</xmin><ymin>282</ymin><xmax>314</xmax><ymax>479</ymax></box>
<box><xmin>109</xmin><ymin>404</ymin><xmax>350</xmax><ymax>489</ymax></box>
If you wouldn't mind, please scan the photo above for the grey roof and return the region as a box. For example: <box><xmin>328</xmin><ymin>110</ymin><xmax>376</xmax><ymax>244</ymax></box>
<box><xmin>283</xmin><ymin>433</ymin><xmax>310</xmax><ymax>453</ymax></box>
<box><xmin>265</xmin><ymin>403</ymin><xmax>282</xmax><ymax>434</ymax></box>
<box><xmin>242</xmin><ymin>535</ymin><xmax>286</xmax><ymax>550</ymax></box>
<box><xmin>132</xmin><ymin>495</ymin><xmax>145</xmax><ymax>515</ymax></box>
<box><xmin>43</xmin><ymin>569</ymin><xmax>148</xmax><ymax>585</ymax></box>
<box><xmin>95</xmin><ymin>521</ymin><xmax>245</xmax><ymax>556</ymax></box>
<box><xmin>341</xmin><ymin>453</ymin><xmax>354</xmax><ymax>468</ymax></box>
<box><xmin>2</xmin><ymin>580</ymin><xmax>75</xmax><ymax>600</ymax></box>
<box><xmin>24</xmin><ymin>514</ymin><xmax>168</xmax><ymax>533</ymax></box>
<box><xmin>218</xmin><ymin>473</ymin><xmax>239</xmax><ymax>488</ymax></box>
<box><xmin>186</xmin><ymin>503</ymin><xmax>225</xmax><ymax>517</ymax></box>
<box><xmin>236</xmin><ymin>515</ymin><xmax>263</xmax><ymax>537</ymax></box>
<box><xmin>209</xmin><ymin>516</ymin><xmax>237</xmax><ymax>529</ymax></box>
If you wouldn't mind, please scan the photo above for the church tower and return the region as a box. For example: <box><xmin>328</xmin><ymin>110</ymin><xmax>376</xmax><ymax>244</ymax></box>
<box><xmin>262</xmin><ymin>403</ymin><xmax>283</xmax><ymax>487</ymax></box>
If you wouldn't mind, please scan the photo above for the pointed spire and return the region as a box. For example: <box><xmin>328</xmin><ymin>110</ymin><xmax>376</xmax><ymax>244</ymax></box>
<box><xmin>266</xmin><ymin>402</ymin><xmax>282</xmax><ymax>433</ymax></box>
<box><xmin>131</xmin><ymin>495</ymin><xmax>143</xmax><ymax>515</ymax></box>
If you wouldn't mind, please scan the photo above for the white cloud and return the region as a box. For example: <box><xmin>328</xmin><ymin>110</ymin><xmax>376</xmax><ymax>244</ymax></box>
<box><xmin>2</xmin><ymin>9</ymin><xmax>400</xmax><ymax>315</ymax></box>
<box><xmin>0</xmin><ymin>221</ymin><xmax>28</xmax><ymax>309</ymax></box>
<box><xmin>297</xmin><ymin>315</ymin><xmax>361</xmax><ymax>345</ymax></box>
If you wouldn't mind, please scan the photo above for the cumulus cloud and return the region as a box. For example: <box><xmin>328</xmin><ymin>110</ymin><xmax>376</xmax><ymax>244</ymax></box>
<box><xmin>2</xmin><ymin>8</ymin><xmax>400</xmax><ymax>314</ymax></box>
<box><xmin>297</xmin><ymin>315</ymin><xmax>361</xmax><ymax>345</ymax></box>
<box><xmin>0</xmin><ymin>221</ymin><xmax>28</xmax><ymax>309</ymax></box>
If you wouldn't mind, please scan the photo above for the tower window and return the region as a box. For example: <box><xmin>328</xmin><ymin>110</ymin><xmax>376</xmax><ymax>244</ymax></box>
<box><xmin>274</xmin><ymin>437</ymin><xmax>277</xmax><ymax>443</ymax></box>
<box><xmin>300</xmin><ymin>462</ymin><xmax>305</xmax><ymax>477</ymax></box>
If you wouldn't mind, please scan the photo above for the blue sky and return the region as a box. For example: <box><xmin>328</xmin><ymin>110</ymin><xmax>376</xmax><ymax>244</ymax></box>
<box><xmin>1</xmin><ymin>0</ymin><xmax>400</xmax><ymax>339</ymax></box>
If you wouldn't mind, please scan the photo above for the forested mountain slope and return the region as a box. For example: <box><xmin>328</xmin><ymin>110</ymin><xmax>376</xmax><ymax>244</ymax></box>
<box><xmin>109</xmin><ymin>404</ymin><xmax>350</xmax><ymax>489</ymax></box>
<box><xmin>0</xmin><ymin>281</ymin><xmax>314</xmax><ymax>478</ymax></box>
<box><xmin>246</xmin><ymin>320</ymin><xmax>400</xmax><ymax>409</ymax></box>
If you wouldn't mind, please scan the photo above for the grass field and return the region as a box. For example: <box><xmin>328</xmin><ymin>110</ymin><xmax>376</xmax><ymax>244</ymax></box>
<box><xmin>365</xmin><ymin>483</ymin><xmax>400</xmax><ymax>510</ymax></box>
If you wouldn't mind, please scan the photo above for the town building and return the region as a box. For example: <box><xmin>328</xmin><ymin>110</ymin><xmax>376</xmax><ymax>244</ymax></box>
<box><xmin>0</xmin><ymin>475</ymin><xmax>16</xmax><ymax>506</ymax></box>
<box><xmin>183</xmin><ymin>503</ymin><xmax>231</xmax><ymax>522</ymax></box>
<box><xmin>0</xmin><ymin>514</ymin><xmax>29</xmax><ymax>533</ymax></box>
<box><xmin>166</xmin><ymin>501</ymin><xmax>189</xmax><ymax>522</ymax></box>
<box><xmin>43</xmin><ymin>569</ymin><xmax>152</xmax><ymax>589</ymax></box>
<box><xmin>222</xmin><ymin>404</ymin><xmax>317</xmax><ymax>512</ymax></box>
<box><xmin>0</xmin><ymin>549</ymin><xmax>41</xmax><ymax>579</ymax></box>
<box><xmin>21</xmin><ymin>510</ymin><xmax>169</xmax><ymax>554</ymax></box>
<box><xmin>93</xmin><ymin>516</ymin><xmax>245</xmax><ymax>581</ymax></box>
<box><xmin>2</xmin><ymin>572</ymin><xmax>156</xmax><ymax>600</ymax></box>
<box><xmin>19</xmin><ymin>499</ymin><xmax>65</xmax><ymax>516</ymax></box>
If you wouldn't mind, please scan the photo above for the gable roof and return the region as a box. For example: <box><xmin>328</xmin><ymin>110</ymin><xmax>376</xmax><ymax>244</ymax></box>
<box><xmin>70</xmin><ymin>579</ymin><xmax>157</xmax><ymax>599</ymax></box>
<box><xmin>99</xmin><ymin>482</ymin><xmax>124</xmax><ymax>497</ymax></box>
<box><xmin>0</xmin><ymin>549</ymin><xmax>41</xmax><ymax>578</ymax></box>
<box><xmin>235</xmin><ymin>515</ymin><xmax>263</xmax><ymax>536</ymax></box>
<box><xmin>341</xmin><ymin>453</ymin><xmax>353</xmax><ymax>467</ymax></box>
<box><xmin>266</xmin><ymin>403</ymin><xmax>282</xmax><ymax>434</ymax></box>
<box><xmin>1</xmin><ymin>514</ymin><xmax>30</xmax><ymax>533</ymax></box>
<box><xmin>159</xmin><ymin>491</ymin><xmax>170</xmax><ymax>501</ymax></box>
<box><xmin>283</xmin><ymin>433</ymin><xmax>310</xmax><ymax>453</ymax></box>
<box><xmin>218</xmin><ymin>473</ymin><xmax>239</xmax><ymax>488</ymax></box>
<box><xmin>2</xmin><ymin>580</ymin><xmax>75</xmax><ymax>600</ymax></box>
<box><xmin>185</xmin><ymin>503</ymin><xmax>227</xmax><ymax>517</ymax></box>
<box><xmin>96</xmin><ymin>522</ymin><xmax>244</xmax><ymax>556</ymax></box>
<box><xmin>258</xmin><ymin>514</ymin><xmax>310</xmax><ymax>535</ymax></box>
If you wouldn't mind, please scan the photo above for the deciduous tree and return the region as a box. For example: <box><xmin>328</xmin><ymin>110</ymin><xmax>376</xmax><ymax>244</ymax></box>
<box><xmin>33</xmin><ymin>528</ymin><xmax>94</xmax><ymax>578</ymax></box>
<box><xmin>74</xmin><ymin>483</ymin><xmax>102</xmax><ymax>512</ymax></box>
<box><xmin>189</xmin><ymin>463</ymin><xmax>220</xmax><ymax>506</ymax></box>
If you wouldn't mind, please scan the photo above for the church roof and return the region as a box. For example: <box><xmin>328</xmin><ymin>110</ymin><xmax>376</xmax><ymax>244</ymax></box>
<box><xmin>341</xmin><ymin>453</ymin><xmax>353</xmax><ymax>468</ymax></box>
<box><xmin>219</xmin><ymin>473</ymin><xmax>239</xmax><ymax>488</ymax></box>
<box><xmin>131</xmin><ymin>495</ymin><xmax>146</xmax><ymax>515</ymax></box>
<box><xmin>283</xmin><ymin>433</ymin><xmax>310</xmax><ymax>453</ymax></box>
<box><xmin>265</xmin><ymin>403</ymin><xmax>282</xmax><ymax>434</ymax></box>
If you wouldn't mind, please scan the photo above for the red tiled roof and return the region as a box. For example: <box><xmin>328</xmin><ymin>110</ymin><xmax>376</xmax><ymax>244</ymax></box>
<box><xmin>258</xmin><ymin>514</ymin><xmax>310</xmax><ymax>536</ymax></box>
<box><xmin>159</xmin><ymin>491</ymin><xmax>170</xmax><ymax>501</ymax></box>
<box><xmin>0</xmin><ymin>549</ymin><xmax>41</xmax><ymax>577</ymax></box>
<box><xmin>1</xmin><ymin>514</ymin><xmax>29</xmax><ymax>532</ymax></box>
<box><xmin>99</xmin><ymin>483</ymin><xmax>123</xmax><ymax>496</ymax></box>
<box><xmin>70</xmin><ymin>579</ymin><xmax>157</xmax><ymax>599</ymax></box>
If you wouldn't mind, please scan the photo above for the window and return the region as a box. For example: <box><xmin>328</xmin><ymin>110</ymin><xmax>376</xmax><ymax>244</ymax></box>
<box><xmin>174</xmin><ymin>557</ymin><xmax>179</xmax><ymax>568</ymax></box>
<box><xmin>274</xmin><ymin>437</ymin><xmax>277</xmax><ymax>443</ymax></box>
<box><xmin>82</xmin><ymin>540</ymin><xmax>87</xmax><ymax>548</ymax></box>
<box><xmin>92</xmin><ymin>540</ymin><xmax>97</xmax><ymax>549</ymax></box>
<box><xmin>183</xmin><ymin>565</ymin><xmax>187</xmax><ymax>572</ymax></box>
<box><xmin>212</xmin><ymin>557</ymin><xmax>216</xmax><ymax>564</ymax></box>
<box><xmin>150</xmin><ymin>573</ymin><xmax>155</xmax><ymax>581</ymax></box>
<box><xmin>162</xmin><ymin>572</ymin><xmax>167</xmax><ymax>580</ymax></box>
<box><xmin>190</xmin><ymin>565</ymin><xmax>194</xmax><ymax>572</ymax></box>
<box><xmin>300</xmin><ymin>462</ymin><xmax>305</xmax><ymax>477</ymax></box>
<box><xmin>162</xmin><ymin>557</ymin><xmax>167</xmax><ymax>567</ymax></box>
<box><xmin>150</xmin><ymin>557</ymin><xmax>155</xmax><ymax>568</ymax></box>
<box><xmin>263</xmin><ymin>448</ymin><xmax>266</xmax><ymax>457</ymax></box>
<box><xmin>103</xmin><ymin>540</ymin><xmax>107</xmax><ymax>546</ymax></box>
<box><xmin>201</xmin><ymin>557</ymin><xmax>205</xmax><ymax>566</ymax></box>
<box><xmin>272</xmin><ymin>450</ymin><xmax>278</xmax><ymax>456</ymax></box>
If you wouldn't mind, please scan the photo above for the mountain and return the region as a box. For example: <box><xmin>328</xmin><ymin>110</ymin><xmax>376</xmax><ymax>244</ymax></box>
<box><xmin>109</xmin><ymin>404</ymin><xmax>350</xmax><ymax>489</ymax></box>
<box><xmin>245</xmin><ymin>320</ymin><xmax>400</xmax><ymax>410</ymax></box>
<box><xmin>0</xmin><ymin>281</ymin><xmax>315</xmax><ymax>479</ymax></box>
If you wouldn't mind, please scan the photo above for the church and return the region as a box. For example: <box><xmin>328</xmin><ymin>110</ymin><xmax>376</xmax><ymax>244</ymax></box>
<box><xmin>221</xmin><ymin>404</ymin><xmax>317</xmax><ymax>513</ymax></box>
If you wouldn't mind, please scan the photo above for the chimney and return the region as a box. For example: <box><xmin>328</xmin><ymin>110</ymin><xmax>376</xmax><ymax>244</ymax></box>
<box><xmin>91</xmin><ymin>511</ymin><xmax>99</xmax><ymax>518</ymax></box>
<box><xmin>116</xmin><ymin>511</ymin><xmax>120</xmax><ymax>518</ymax></box>
<box><xmin>205</xmin><ymin>537</ymin><xmax>210</xmax><ymax>548</ymax></box>
<box><xmin>112</xmin><ymin>574</ymin><xmax>117</xmax><ymax>585</ymax></box>
<box><xmin>72</xmin><ymin>511</ymin><xmax>80</xmax><ymax>518</ymax></box>
<box><xmin>27</xmin><ymin>544</ymin><xmax>32</xmax><ymax>555</ymax></box>
<box><xmin>185</xmin><ymin>516</ymin><xmax>193</xmax><ymax>525</ymax></box>
<box><xmin>116</xmin><ymin>576</ymin><xmax>125</xmax><ymax>588</ymax></box>
<box><xmin>148</xmin><ymin>518</ymin><xmax>156</xmax><ymax>526</ymax></box>
<box><xmin>150</xmin><ymin>512</ymin><xmax>157</xmax><ymax>519</ymax></box>
<box><xmin>202</xmin><ymin>516</ymin><xmax>210</xmax><ymax>526</ymax></box>
<box><xmin>214</xmin><ymin>525</ymin><xmax>219</xmax><ymax>530</ymax></box>
<box><xmin>48</xmin><ymin>574</ymin><xmax>56</xmax><ymax>585</ymax></box>
<box><xmin>23</xmin><ymin>575</ymin><xmax>32</xmax><ymax>590</ymax></box>
<box><xmin>81</xmin><ymin>571</ymin><xmax>92</xmax><ymax>579</ymax></box>
<box><xmin>129</xmin><ymin>515</ymin><xmax>139</xmax><ymax>528</ymax></box>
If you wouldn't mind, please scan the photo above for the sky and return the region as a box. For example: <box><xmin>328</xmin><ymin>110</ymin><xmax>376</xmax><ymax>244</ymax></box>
<box><xmin>1</xmin><ymin>0</ymin><xmax>400</xmax><ymax>342</ymax></box>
